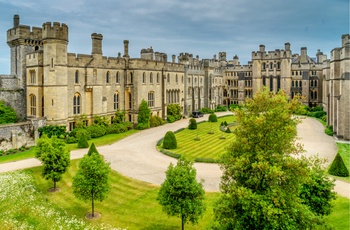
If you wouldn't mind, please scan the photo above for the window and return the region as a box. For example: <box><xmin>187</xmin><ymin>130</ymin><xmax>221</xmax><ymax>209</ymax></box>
<box><xmin>116</xmin><ymin>72</ymin><xmax>120</xmax><ymax>83</ymax></box>
<box><xmin>182</xmin><ymin>76</ymin><xmax>184</xmax><ymax>83</ymax></box>
<box><xmin>176</xmin><ymin>74</ymin><xmax>178</xmax><ymax>83</ymax></box>
<box><xmin>30</xmin><ymin>71</ymin><xmax>36</xmax><ymax>84</ymax></box>
<box><xmin>142</xmin><ymin>72</ymin><xmax>146</xmax><ymax>83</ymax></box>
<box><xmin>167</xmin><ymin>74</ymin><xmax>170</xmax><ymax>83</ymax></box>
<box><xmin>30</xmin><ymin>94</ymin><xmax>36</xmax><ymax>116</ymax></box>
<box><xmin>75</xmin><ymin>70</ymin><xmax>79</xmax><ymax>84</ymax></box>
<box><xmin>270</xmin><ymin>76</ymin><xmax>273</xmax><ymax>91</ymax></box>
<box><xmin>292</xmin><ymin>81</ymin><xmax>294</xmax><ymax>87</ymax></box>
<box><xmin>277</xmin><ymin>62</ymin><xmax>280</xmax><ymax>70</ymax></box>
<box><xmin>277</xmin><ymin>76</ymin><xmax>281</xmax><ymax>90</ymax></box>
<box><xmin>106</xmin><ymin>71</ymin><xmax>110</xmax><ymax>83</ymax></box>
<box><xmin>42</xmin><ymin>97</ymin><xmax>44</xmax><ymax>116</ymax></box>
<box><xmin>262</xmin><ymin>63</ymin><xmax>266</xmax><ymax>70</ymax></box>
<box><xmin>129</xmin><ymin>92</ymin><xmax>132</xmax><ymax>109</ymax></box>
<box><xmin>73</xmin><ymin>93</ymin><xmax>81</xmax><ymax>114</ymax></box>
<box><xmin>270</xmin><ymin>63</ymin><xmax>273</xmax><ymax>69</ymax></box>
<box><xmin>130</xmin><ymin>73</ymin><xmax>133</xmax><ymax>83</ymax></box>
<box><xmin>157</xmin><ymin>73</ymin><xmax>159</xmax><ymax>83</ymax></box>
<box><xmin>150</xmin><ymin>73</ymin><xmax>153</xmax><ymax>84</ymax></box>
<box><xmin>114</xmin><ymin>92</ymin><xmax>119</xmax><ymax>110</ymax></box>
<box><xmin>148</xmin><ymin>91</ymin><xmax>154</xmax><ymax>107</ymax></box>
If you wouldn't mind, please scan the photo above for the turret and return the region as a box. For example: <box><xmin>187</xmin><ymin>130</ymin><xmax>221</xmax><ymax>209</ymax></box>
<box><xmin>42</xmin><ymin>22</ymin><xmax>68</xmax><ymax>42</ymax></box>
<box><xmin>284</xmin><ymin>42</ymin><xmax>290</xmax><ymax>51</ymax></box>
<box><xmin>91</xmin><ymin>33</ymin><xmax>103</xmax><ymax>55</ymax></box>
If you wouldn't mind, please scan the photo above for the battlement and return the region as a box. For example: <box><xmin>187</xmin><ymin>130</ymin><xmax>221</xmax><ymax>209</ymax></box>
<box><xmin>26</xmin><ymin>51</ymin><xmax>43</xmax><ymax>67</ymax></box>
<box><xmin>7</xmin><ymin>25</ymin><xmax>43</xmax><ymax>46</ymax></box>
<box><xmin>42</xmin><ymin>22</ymin><xmax>68</xmax><ymax>41</ymax></box>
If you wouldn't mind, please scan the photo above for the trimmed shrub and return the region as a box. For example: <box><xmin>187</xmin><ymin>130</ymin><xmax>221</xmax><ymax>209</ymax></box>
<box><xmin>225</xmin><ymin>127</ymin><xmax>231</xmax><ymax>133</ymax></box>
<box><xmin>77</xmin><ymin>133</ymin><xmax>89</xmax><ymax>148</ymax></box>
<box><xmin>208</xmin><ymin>113</ymin><xmax>218</xmax><ymax>122</ymax></box>
<box><xmin>200</xmin><ymin>107</ymin><xmax>213</xmax><ymax>114</ymax></box>
<box><xmin>163</xmin><ymin>131</ymin><xmax>177</xmax><ymax>149</ymax></box>
<box><xmin>150</xmin><ymin>116</ymin><xmax>164</xmax><ymax>127</ymax></box>
<box><xmin>38</xmin><ymin>125</ymin><xmax>67</xmax><ymax>138</ymax></box>
<box><xmin>66</xmin><ymin>136</ymin><xmax>76</xmax><ymax>144</ymax></box>
<box><xmin>188</xmin><ymin>118</ymin><xmax>197</xmax><ymax>130</ymax></box>
<box><xmin>160</xmin><ymin>149</ymin><xmax>181</xmax><ymax>159</ymax></box>
<box><xmin>76</xmin><ymin>128</ymin><xmax>91</xmax><ymax>140</ymax></box>
<box><xmin>167</xmin><ymin>115</ymin><xmax>176</xmax><ymax>123</ymax></box>
<box><xmin>123</xmin><ymin>121</ymin><xmax>133</xmax><ymax>130</ymax></box>
<box><xmin>328</xmin><ymin>153</ymin><xmax>349</xmax><ymax>177</ymax></box>
<box><xmin>107</xmin><ymin>123</ymin><xmax>127</xmax><ymax>134</ymax></box>
<box><xmin>214</xmin><ymin>105</ymin><xmax>227</xmax><ymax>112</ymax></box>
<box><xmin>325</xmin><ymin>125</ymin><xmax>333</xmax><ymax>136</ymax></box>
<box><xmin>86</xmin><ymin>125</ymin><xmax>106</xmax><ymax>138</ymax></box>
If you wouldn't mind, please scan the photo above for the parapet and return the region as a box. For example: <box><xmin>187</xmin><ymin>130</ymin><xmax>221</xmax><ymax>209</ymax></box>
<box><xmin>42</xmin><ymin>22</ymin><xmax>68</xmax><ymax>41</ymax></box>
<box><xmin>7</xmin><ymin>25</ymin><xmax>42</xmax><ymax>45</ymax></box>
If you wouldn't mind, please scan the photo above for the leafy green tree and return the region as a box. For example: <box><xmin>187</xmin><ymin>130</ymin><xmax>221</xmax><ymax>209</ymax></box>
<box><xmin>208</xmin><ymin>113</ymin><xmax>217</xmax><ymax>122</ymax></box>
<box><xmin>72</xmin><ymin>144</ymin><xmax>111</xmax><ymax>217</ymax></box>
<box><xmin>157</xmin><ymin>157</ymin><xmax>205</xmax><ymax>230</ymax></box>
<box><xmin>328</xmin><ymin>153</ymin><xmax>349</xmax><ymax>177</ymax></box>
<box><xmin>214</xmin><ymin>88</ymin><xmax>333</xmax><ymax>229</ymax></box>
<box><xmin>0</xmin><ymin>100</ymin><xmax>17</xmax><ymax>124</ymax></box>
<box><xmin>299</xmin><ymin>157</ymin><xmax>336</xmax><ymax>216</ymax></box>
<box><xmin>137</xmin><ymin>99</ymin><xmax>151</xmax><ymax>130</ymax></box>
<box><xmin>93</xmin><ymin>115</ymin><xmax>110</xmax><ymax>126</ymax></box>
<box><xmin>74</xmin><ymin>114</ymin><xmax>88</xmax><ymax>128</ymax></box>
<box><xmin>163</xmin><ymin>131</ymin><xmax>177</xmax><ymax>149</ymax></box>
<box><xmin>167</xmin><ymin>103</ymin><xmax>182</xmax><ymax>121</ymax></box>
<box><xmin>35</xmin><ymin>134</ymin><xmax>70</xmax><ymax>190</ymax></box>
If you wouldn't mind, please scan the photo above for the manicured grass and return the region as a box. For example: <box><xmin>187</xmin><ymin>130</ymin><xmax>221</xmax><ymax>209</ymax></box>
<box><xmin>0</xmin><ymin>129</ymin><xmax>139</xmax><ymax>164</ymax></box>
<box><xmin>168</xmin><ymin>115</ymin><xmax>236</xmax><ymax>161</ymax></box>
<box><xmin>329</xmin><ymin>143</ymin><xmax>350</xmax><ymax>182</ymax></box>
<box><xmin>1</xmin><ymin>159</ymin><xmax>348</xmax><ymax>230</ymax></box>
<box><xmin>23</xmin><ymin>160</ymin><xmax>217</xmax><ymax>230</ymax></box>
<box><xmin>324</xmin><ymin>195</ymin><xmax>350</xmax><ymax>230</ymax></box>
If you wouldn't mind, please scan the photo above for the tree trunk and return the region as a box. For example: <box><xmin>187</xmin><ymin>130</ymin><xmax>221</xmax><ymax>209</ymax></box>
<box><xmin>182</xmin><ymin>213</ymin><xmax>184</xmax><ymax>230</ymax></box>
<box><xmin>92</xmin><ymin>192</ymin><xmax>94</xmax><ymax>217</ymax></box>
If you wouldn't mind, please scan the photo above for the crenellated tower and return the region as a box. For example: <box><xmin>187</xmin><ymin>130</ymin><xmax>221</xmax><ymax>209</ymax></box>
<box><xmin>41</xmin><ymin>21</ymin><xmax>69</xmax><ymax>125</ymax></box>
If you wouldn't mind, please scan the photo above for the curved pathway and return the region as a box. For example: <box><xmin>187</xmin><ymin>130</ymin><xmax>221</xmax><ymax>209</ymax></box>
<box><xmin>0</xmin><ymin>112</ymin><xmax>349</xmax><ymax>198</ymax></box>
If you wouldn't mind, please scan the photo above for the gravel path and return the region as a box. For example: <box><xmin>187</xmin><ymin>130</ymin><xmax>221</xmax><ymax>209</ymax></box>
<box><xmin>0</xmin><ymin>113</ymin><xmax>349</xmax><ymax>198</ymax></box>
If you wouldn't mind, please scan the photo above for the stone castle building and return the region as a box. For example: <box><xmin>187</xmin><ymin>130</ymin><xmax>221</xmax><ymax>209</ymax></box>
<box><xmin>1</xmin><ymin>15</ymin><xmax>349</xmax><ymax>140</ymax></box>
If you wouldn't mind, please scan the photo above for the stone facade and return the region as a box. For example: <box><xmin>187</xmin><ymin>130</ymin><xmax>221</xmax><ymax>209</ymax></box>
<box><xmin>1</xmin><ymin>15</ymin><xmax>349</xmax><ymax>140</ymax></box>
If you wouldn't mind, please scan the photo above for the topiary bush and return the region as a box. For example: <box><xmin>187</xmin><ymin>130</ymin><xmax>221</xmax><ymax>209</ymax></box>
<box><xmin>77</xmin><ymin>133</ymin><xmax>89</xmax><ymax>148</ymax></box>
<box><xmin>208</xmin><ymin>113</ymin><xmax>218</xmax><ymax>122</ymax></box>
<box><xmin>188</xmin><ymin>118</ymin><xmax>197</xmax><ymax>130</ymax></box>
<box><xmin>225</xmin><ymin>127</ymin><xmax>231</xmax><ymax>133</ymax></box>
<box><xmin>328</xmin><ymin>153</ymin><xmax>349</xmax><ymax>177</ymax></box>
<box><xmin>163</xmin><ymin>131</ymin><xmax>177</xmax><ymax>149</ymax></box>
<box><xmin>75</xmin><ymin>128</ymin><xmax>91</xmax><ymax>140</ymax></box>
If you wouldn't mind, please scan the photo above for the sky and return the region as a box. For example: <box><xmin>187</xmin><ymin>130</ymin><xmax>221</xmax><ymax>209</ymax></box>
<box><xmin>0</xmin><ymin>0</ymin><xmax>349</xmax><ymax>74</ymax></box>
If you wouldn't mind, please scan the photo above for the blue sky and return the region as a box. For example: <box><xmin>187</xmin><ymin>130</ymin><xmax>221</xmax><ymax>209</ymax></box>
<box><xmin>0</xmin><ymin>0</ymin><xmax>348</xmax><ymax>74</ymax></box>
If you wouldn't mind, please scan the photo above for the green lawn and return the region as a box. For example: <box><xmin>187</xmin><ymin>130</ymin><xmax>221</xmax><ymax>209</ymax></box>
<box><xmin>330</xmin><ymin>143</ymin><xmax>350</xmax><ymax>182</ymax></box>
<box><xmin>0</xmin><ymin>129</ymin><xmax>139</xmax><ymax>164</ymax></box>
<box><xmin>168</xmin><ymin>115</ymin><xmax>236</xmax><ymax>161</ymax></box>
<box><xmin>0</xmin><ymin>159</ymin><xmax>348</xmax><ymax>230</ymax></box>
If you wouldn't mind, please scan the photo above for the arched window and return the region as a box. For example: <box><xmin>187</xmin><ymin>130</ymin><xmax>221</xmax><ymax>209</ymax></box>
<box><xmin>262</xmin><ymin>63</ymin><xmax>266</xmax><ymax>70</ymax></box>
<box><xmin>148</xmin><ymin>91</ymin><xmax>154</xmax><ymax>107</ymax></box>
<box><xmin>150</xmin><ymin>73</ymin><xmax>153</xmax><ymax>84</ymax></box>
<box><xmin>114</xmin><ymin>92</ymin><xmax>119</xmax><ymax>110</ymax></box>
<box><xmin>75</xmin><ymin>70</ymin><xmax>79</xmax><ymax>84</ymax></box>
<box><xmin>30</xmin><ymin>94</ymin><xmax>36</xmax><ymax>116</ymax></box>
<box><xmin>106</xmin><ymin>71</ymin><xmax>110</xmax><ymax>83</ymax></box>
<box><xmin>116</xmin><ymin>72</ymin><xmax>120</xmax><ymax>83</ymax></box>
<box><xmin>142</xmin><ymin>72</ymin><xmax>146</xmax><ymax>83</ymax></box>
<box><xmin>73</xmin><ymin>93</ymin><xmax>81</xmax><ymax>114</ymax></box>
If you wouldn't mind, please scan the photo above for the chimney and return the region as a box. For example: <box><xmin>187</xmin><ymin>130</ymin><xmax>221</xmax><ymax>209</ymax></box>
<box><xmin>172</xmin><ymin>54</ymin><xmax>176</xmax><ymax>63</ymax></box>
<box><xmin>91</xmin><ymin>33</ymin><xmax>103</xmax><ymax>55</ymax></box>
<box><xmin>123</xmin><ymin>40</ymin><xmax>130</xmax><ymax>58</ymax></box>
<box><xmin>13</xmin><ymin>15</ymin><xmax>20</xmax><ymax>28</ymax></box>
<box><xmin>259</xmin><ymin>45</ymin><xmax>265</xmax><ymax>52</ymax></box>
<box><xmin>285</xmin><ymin>42</ymin><xmax>290</xmax><ymax>51</ymax></box>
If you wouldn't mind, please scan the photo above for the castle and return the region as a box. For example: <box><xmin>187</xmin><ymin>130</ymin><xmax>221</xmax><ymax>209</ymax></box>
<box><xmin>1</xmin><ymin>15</ymin><xmax>349</xmax><ymax>140</ymax></box>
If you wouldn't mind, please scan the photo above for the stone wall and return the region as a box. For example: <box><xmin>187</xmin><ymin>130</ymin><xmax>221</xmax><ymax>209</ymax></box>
<box><xmin>0</xmin><ymin>118</ymin><xmax>46</xmax><ymax>151</ymax></box>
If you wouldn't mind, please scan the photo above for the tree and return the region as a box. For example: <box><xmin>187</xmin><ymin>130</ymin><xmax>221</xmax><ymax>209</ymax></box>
<box><xmin>114</xmin><ymin>109</ymin><xmax>126</xmax><ymax>124</ymax></box>
<box><xmin>163</xmin><ymin>131</ymin><xmax>177</xmax><ymax>149</ymax></box>
<box><xmin>137</xmin><ymin>99</ymin><xmax>151</xmax><ymax>130</ymax></box>
<box><xmin>214</xmin><ymin>88</ymin><xmax>333</xmax><ymax>229</ymax></box>
<box><xmin>72</xmin><ymin>144</ymin><xmax>111</xmax><ymax>218</ymax></box>
<box><xmin>0</xmin><ymin>100</ymin><xmax>17</xmax><ymax>124</ymax></box>
<box><xmin>157</xmin><ymin>157</ymin><xmax>205</xmax><ymax>230</ymax></box>
<box><xmin>35</xmin><ymin>134</ymin><xmax>70</xmax><ymax>191</ymax></box>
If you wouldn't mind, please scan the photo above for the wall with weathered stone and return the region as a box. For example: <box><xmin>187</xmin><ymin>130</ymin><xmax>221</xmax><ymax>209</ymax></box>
<box><xmin>0</xmin><ymin>118</ymin><xmax>46</xmax><ymax>151</ymax></box>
